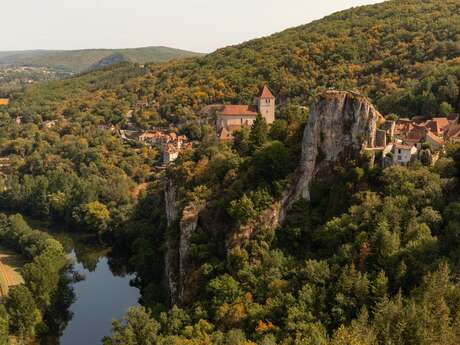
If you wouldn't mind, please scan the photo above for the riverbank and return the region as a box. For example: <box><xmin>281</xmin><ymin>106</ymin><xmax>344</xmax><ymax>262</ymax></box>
<box><xmin>16</xmin><ymin>215</ymin><xmax>141</xmax><ymax>345</ymax></box>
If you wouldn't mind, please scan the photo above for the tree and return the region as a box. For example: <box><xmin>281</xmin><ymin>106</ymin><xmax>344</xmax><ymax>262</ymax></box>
<box><xmin>6</xmin><ymin>285</ymin><xmax>40</xmax><ymax>340</ymax></box>
<box><xmin>252</xmin><ymin>141</ymin><xmax>291</xmax><ymax>188</ymax></box>
<box><xmin>0</xmin><ymin>305</ymin><xmax>8</xmax><ymax>345</ymax></box>
<box><xmin>73</xmin><ymin>201</ymin><xmax>111</xmax><ymax>234</ymax></box>
<box><xmin>228</xmin><ymin>194</ymin><xmax>257</xmax><ymax>224</ymax></box>
<box><xmin>233</xmin><ymin>127</ymin><xmax>251</xmax><ymax>156</ymax></box>
<box><xmin>440</xmin><ymin>102</ymin><xmax>454</xmax><ymax>116</ymax></box>
<box><xmin>269</xmin><ymin>119</ymin><xmax>288</xmax><ymax>142</ymax></box>
<box><xmin>385</xmin><ymin>113</ymin><xmax>399</xmax><ymax>121</ymax></box>
<box><xmin>103</xmin><ymin>307</ymin><xmax>160</xmax><ymax>345</ymax></box>
<box><xmin>249</xmin><ymin>114</ymin><xmax>268</xmax><ymax>151</ymax></box>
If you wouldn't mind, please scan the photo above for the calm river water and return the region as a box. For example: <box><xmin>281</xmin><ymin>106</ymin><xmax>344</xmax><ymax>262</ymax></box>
<box><xmin>44</xmin><ymin>231</ymin><xmax>140</xmax><ymax>345</ymax></box>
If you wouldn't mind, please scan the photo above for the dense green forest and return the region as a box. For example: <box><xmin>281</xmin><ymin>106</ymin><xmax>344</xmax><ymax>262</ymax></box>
<box><xmin>0</xmin><ymin>46</ymin><xmax>203</xmax><ymax>73</ymax></box>
<box><xmin>0</xmin><ymin>214</ymin><xmax>68</xmax><ymax>344</ymax></box>
<box><xmin>141</xmin><ymin>0</ymin><xmax>460</xmax><ymax>118</ymax></box>
<box><xmin>0</xmin><ymin>0</ymin><xmax>460</xmax><ymax>344</ymax></box>
<box><xmin>0</xmin><ymin>64</ymin><xmax>160</xmax><ymax>234</ymax></box>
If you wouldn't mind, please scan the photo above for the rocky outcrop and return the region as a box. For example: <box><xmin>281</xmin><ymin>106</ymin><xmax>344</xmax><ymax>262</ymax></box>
<box><xmin>165</xmin><ymin>178</ymin><xmax>179</xmax><ymax>227</ymax></box>
<box><xmin>229</xmin><ymin>202</ymin><xmax>281</xmax><ymax>248</ymax></box>
<box><xmin>280</xmin><ymin>90</ymin><xmax>383</xmax><ymax>221</ymax></box>
<box><xmin>165</xmin><ymin>90</ymin><xmax>384</xmax><ymax>302</ymax></box>
<box><xmin>164</xmin><ymin>176</ymin><xmax>206</xmax><ymax>305</ymax></box>
<box><xmin>179</xmin><ymin>201</ymin><xmax>206</xmax><ymax>304</ymax></box>
<box><xmin>164</xmin><ymin>178</ymin><xmax>179</xmax><ymax>305</ymax></box>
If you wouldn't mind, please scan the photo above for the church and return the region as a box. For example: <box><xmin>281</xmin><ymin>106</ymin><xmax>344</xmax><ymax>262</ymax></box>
<box><xmin>211</xmin><ymin>85</ymin><xmax>276</xmax><ymax>141</ymax></box>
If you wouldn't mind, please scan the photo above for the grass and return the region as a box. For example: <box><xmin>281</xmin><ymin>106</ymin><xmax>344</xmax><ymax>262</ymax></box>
<box><xmin>0</xmin><ymin>245</ymin><xmax>24</xmax><ymax>299</ymax></box>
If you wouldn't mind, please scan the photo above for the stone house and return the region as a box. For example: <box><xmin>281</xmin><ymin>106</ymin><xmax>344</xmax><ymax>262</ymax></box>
<box><xmin>41</xmin><ymin>120</ymin><xmax>57</xmax><ymax>129</ymax></box>
<box><xmin>163</xmin><ymin>144</ymin><xmax>179</xmax><ymax>163</ymax></box>
<box><xmin>375</xmin><ymin>129</ymin><xmax>387</xmax><ymax>147</ymax></box>
<box><xmin>392</xmin><ymin>143</ymin><xmax>418</xmax><ymax>165</ymax></box>
<box><xmin>425</xmin><ymin>131</ymin><xmax>444</xmax><ymax>150</ymax></box>
<box><xmin>216</xmin><ymin>105</ymin><xmax>259</xmax><ymax>132</ymax></box>
<box><xmin>445</xmin><ymin>124</ymin><xmax>460</xmax><ymax>143</ymax></box>
<box><xmin>163</xmin><ymin>141</ymin><xmax>193</xmax><ymax>164</ymax></box>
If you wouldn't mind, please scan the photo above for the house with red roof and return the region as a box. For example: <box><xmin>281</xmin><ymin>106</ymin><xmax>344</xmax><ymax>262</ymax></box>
<box><xmin>445</xmin><ymin>123</ymin><xmax>460</xmax><ymax>143</ymax></box>
<box><xmin>424</xmin><ymin>118</ymin><xmax>450</xmax><ymax>137</ymax></box>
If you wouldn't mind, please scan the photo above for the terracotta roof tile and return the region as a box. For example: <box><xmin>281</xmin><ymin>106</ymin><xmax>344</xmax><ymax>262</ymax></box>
<box><xmin>446</xmin><ymin>124</ymin><xmax>460</xmax><ymax>139</ymax></box>
<box><xmin>426</xmin><ymin>118</ymin><xmax>450</xmax><ymax>134</ymax></box>
<box><xmin>258</xmin><ymin>85</ymin><xmax>275</xmax><ymax>99</ymax></box>
<box><xmin>426</xmin><ymin>131</ymin><xmax>444</xmax><ymax>145</ymax></box>
<box><xmin>218</xmin><ymin>105</ymin><xmax>258</xmax><ymax>117</ymax></box>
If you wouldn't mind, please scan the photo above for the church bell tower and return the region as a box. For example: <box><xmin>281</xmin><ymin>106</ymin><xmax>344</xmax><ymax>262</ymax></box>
<box><xmin>255</xmin><ymin>85</ymin><xmax>275</xmax><ymax>124</ymax></box>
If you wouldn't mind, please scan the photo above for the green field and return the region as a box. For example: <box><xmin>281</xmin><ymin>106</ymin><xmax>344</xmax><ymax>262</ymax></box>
<box><xmin>0</xmin><ymin>245</ymin><xmax>24</xmax><ymax>298</ymax></box>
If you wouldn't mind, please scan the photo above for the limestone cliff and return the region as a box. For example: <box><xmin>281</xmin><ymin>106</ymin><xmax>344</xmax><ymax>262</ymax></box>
<box><xmin>164</xmin><ymin>177</ymin><xmax>206</xmax><ymax>305</ymax></box>
<box><xmin>179</xmin><ymin>201</ymin><xmax>206</xmax><ymax>304</ymax></box>
<box><xmin>164</xmin><ymin>178</ymin><xmax>179</xmax><ymax>305</ymax></box>
<box><xmin>165</xmin><ymin>90</ymin><xmax>384</xmax><ymax>302</ymax></box>
<box><xmin>281</xmin><ymin>90</ymin><xmax>383</xmax><ymax>220</ymax></box>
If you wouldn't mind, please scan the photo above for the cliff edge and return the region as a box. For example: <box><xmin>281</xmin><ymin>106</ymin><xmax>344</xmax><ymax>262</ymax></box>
<box><xmin>281</xmin><ymin>90</ymin><xmax>383</xmax><ymax>220</ymax></box>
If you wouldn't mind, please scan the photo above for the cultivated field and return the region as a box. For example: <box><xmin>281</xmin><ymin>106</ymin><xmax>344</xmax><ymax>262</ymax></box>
<box><xmin>0</xmin><ymin>245</ymin><xmax>24</xmax><ymax>298</ymax></box>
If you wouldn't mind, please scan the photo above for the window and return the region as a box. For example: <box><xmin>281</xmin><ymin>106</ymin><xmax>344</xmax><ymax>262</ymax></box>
<box><xmin>398</xmin><ymin>155</ymin><xmax>402</xmax><ymax>161</ymax></box>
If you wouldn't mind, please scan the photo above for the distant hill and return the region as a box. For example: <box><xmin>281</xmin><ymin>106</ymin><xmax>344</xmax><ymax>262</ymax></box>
<box><xmin>0</xmin><ymin>46</ymin><xmax>204</xmax><ymax>73</ymax></box>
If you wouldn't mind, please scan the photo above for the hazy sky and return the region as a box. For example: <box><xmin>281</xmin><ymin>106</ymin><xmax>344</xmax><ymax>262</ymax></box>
<box><xmin>3</xmin><ymin>0</ymin><xmax>384</xmax><ymax>53</ymax></box>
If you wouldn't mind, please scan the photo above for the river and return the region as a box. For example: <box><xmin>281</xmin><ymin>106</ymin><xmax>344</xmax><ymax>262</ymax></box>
<box><xmin>42</xmin><ymin>230</ymin><xmax>140</xmax><ymax>345</ymax></box>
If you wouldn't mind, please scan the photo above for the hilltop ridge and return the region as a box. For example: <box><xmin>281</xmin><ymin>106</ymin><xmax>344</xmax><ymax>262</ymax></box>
<box><xmin>0</xmin><ymin>46</ymin><xmax>204</xmax><ymax>73</ymax></box>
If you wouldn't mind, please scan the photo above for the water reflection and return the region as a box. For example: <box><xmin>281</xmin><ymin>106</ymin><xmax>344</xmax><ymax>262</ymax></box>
<box><xmin>42</xmin><ymin>231</ymin><xmax>140</xmax><ymax>345</ymax></box>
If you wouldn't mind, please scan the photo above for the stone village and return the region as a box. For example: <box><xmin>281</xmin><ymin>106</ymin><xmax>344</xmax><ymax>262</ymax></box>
<box><xmin>118</xmin><ymin>85</ymin><xmax>277</xmax><ymax>164</ymax></box>
<box><xmin>2</xmin><ymin>87</ymin><xmax>460</xmax><ymax>168</ymax></box>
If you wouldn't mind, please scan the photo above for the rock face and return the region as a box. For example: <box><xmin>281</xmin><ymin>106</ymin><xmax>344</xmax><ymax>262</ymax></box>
<box><xmin>164</xmin><ymin>90</ymin><xmax>384</xmax><ymax>303</ymax></box>
<box><xmin>281</xmin><ymin>90</ymin><xmax>383</xmax><ymax>220</ymax></box>
<box><xmin>178</xmin><ymin>201</ymin><xmax>206</xmax><ymax>303</ymax></box>
<box><xmin>164</xmin><ymin>177</ymin><xmax>206</xmax><ymax>305</ymax></box>
<box><xmin>164</xmin><ymin>178</ymin><xmax>179</xmax><ymax>305</ymax></box>
<box><xmin>165</xmin><ymin>178</ymin><xmax>179</xmax><ymax>227</ymax></box>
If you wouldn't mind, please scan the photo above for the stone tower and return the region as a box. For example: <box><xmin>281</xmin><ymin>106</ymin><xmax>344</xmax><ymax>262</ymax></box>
<box><xmin>255</xmin><ymin>85</ymin><xmax>276</xmax><ymax>124</ymax></box>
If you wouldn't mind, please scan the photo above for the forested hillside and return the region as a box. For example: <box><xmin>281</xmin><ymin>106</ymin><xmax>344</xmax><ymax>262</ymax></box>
<box><xmin>143</xmin><ymin>0</ymin><xmax>460</xmax><ymax>119</ymax></box>
<box><xmin>0</xmin><ymin>46</ymin><xmax>203</xmax><ymax>73</ymax></box>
